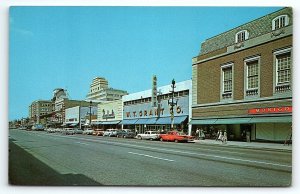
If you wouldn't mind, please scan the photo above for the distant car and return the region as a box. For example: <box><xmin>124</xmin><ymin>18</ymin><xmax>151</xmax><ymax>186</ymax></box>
<box><xmin>116</xmin><ymin>129</ymin><xmax>135</xmax><ymax>138</ymax></box>
<box><xmin>92</xmin><ymin>129</ymin><xmax>104</xmax><ymax>136</ymax></box>
<box><xmin>62</xmin><ymin>128</ymin><xmax>75</xmax><ymax>135</ymax></box>
<box><xmin>136</xmin><ymin>131</ymin><xmax>160</xmax><ymax>140</ymax></box>
<box><xmin>18</xmin><ymin>126</ymin><xmax>27</xmax><ymax>130</ymax></box>
<box><xmin>31</xmin><ymin>124</ymin><xmax>44</xmax><ymax>131</ymax></box>
<box><xmin>159</xmin><ymin>131</ymin><xmax>194</xmax><ymax>143</ymax></box>
<box><xmin>103</xmin><ymin>129</ymin><xmax>118</xmax><ymax>137</ymax></box>
<box><xmin>83</xmin><ymin>128</ymin><xmax>94</xmax><ymax>135</ymax></box>
<box><xmin>74</xmin><ymin>128</ymin><xmax>83</xmax><ymax>134</ymax></box>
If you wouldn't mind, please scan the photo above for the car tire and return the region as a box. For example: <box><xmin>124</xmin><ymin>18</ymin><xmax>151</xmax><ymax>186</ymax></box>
<box><xmin>175</xmin><ymin>139</ymin><xmax>179</xmax><ymax>143</ymax></box>
<box><xmin>160</xmin><ymin>138</ymin><xmax>163</xmax><ymax>142</ymax></box>
<box><xmin>137</xmin><ymin>136</ymin><xmax>142</xmax><ymax>140</ymax></box>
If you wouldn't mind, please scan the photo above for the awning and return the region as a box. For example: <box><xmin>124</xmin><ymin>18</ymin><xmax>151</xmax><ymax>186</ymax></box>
<box><xmin>135</xmin><ymin>118</ymin><xmax>149</xmax><ymax>124</ymax></box>
<box><xmin>214</xmin><ymin>118</ymin><xmax>252</xmax><ymax>124</ymax></box>
<box><xmin>91</xmin><ymin>121</ymin><xmax>102</xmax><ymax>125</ymax></box>
<box><xmin>156</xmin><ymin>116</ymin><xmax>188</xmax><ymax>125</ymax></box>
<box><xmin>101</xmin><ymin>120</ymin><xmax>121</xmax><ymax>125</ymax></box>
<box><xmin>190</xmin><ymin>116</ymin><xmax>292</xmax><ymax>125</ymax></box>
<box><xmin>145</xmin><ymin>117</ymin><xmax>158</xmax><ymax>124</ymax></box>
<box><xmin>249</xmin><ymin>116</ymin><xmax>292</xmax><ymax>123</ymax></box>
<box><xmin>119</xmin><ymin>119</ymin><xmax>138</xmax><ymax>125</ymax></box>
<box><xmin>190</xmin><ymin>119</ymin><xmax>217</xmax><ymax>125</ymax></box>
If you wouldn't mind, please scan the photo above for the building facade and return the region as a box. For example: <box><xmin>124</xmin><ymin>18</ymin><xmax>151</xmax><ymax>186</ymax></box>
<box><xmin>93</xmin><ymin>100</ymin><xmax>123</xmax><ymax>129</ymax></box>
<box><xmin>191</xmin><ymin>8</ymin><xmax>292</xmax><ymax>142</ymax></box>
<box><xmin>121</xmin><ymin>80</ymin><xmax>192</xmax><ymax>135</ymax></box>
<box><xmin>28</xmin><ymin>100</ymin><xmax>53</xmax><ymax>124</ymax></box>
<box><xmin>65</xmin><ymin>106</ymin><xmax>98</xmax><ymax>128</ymax></box>
<box><xmin>86</xmin><ymin>77</ymin><xmax>128</xmax><ymax>101</ymax></box>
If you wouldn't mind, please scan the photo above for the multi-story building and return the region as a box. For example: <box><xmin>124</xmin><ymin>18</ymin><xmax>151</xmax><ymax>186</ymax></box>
<box><xmin>65</xmin><ymin>106</ymin><xmax>98</xmax><ymax>129</ymax></box>
<box><xmin>191</xmin><ymin>8</ymin><xmax>292</xmax><ymax>142</ymax></box>
<box><xmin>121</xmin><ymin>79</ymin><xmax>192</xmax><ymax>135</ymax></box>
<box><xmin>28</xmin><ymin>100</ymin><xmax>53</xmax><ymax>124</ymax></box>
<box><xmin>86</xmin><ymin>77</ymin><xmax>128</xmax><ymax>101</ymax></box>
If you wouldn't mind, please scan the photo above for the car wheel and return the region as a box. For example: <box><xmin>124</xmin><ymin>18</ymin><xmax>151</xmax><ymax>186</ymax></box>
<box><xmin>137</xmin><ymin>136</ymin><xmax>142</xmax><ymax>140</ymax></box>
<box><xmin>175</xmin><ymin>139</ymin><xmax>179</xmax><ymax>143</ymax></box>
<box><xmin>149</xmin><ymin>138</ymin><xmax>153</xmax><ymax>141</ymax></box>
<box><xmin>123</xmin><ymin>135</ymin><xmax>126</xmax><ymax>138</ymax></box>
<box><xmin>160</xmin><ymin>138</ymin><xmax>163</xmax><ymax>142</ymax></box>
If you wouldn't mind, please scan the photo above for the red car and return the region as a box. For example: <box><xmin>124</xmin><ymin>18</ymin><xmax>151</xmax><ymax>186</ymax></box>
<box><xmin>159</xmin><ymin>131</ymin><xmax>194</xmax><ymax>143</ymax></box>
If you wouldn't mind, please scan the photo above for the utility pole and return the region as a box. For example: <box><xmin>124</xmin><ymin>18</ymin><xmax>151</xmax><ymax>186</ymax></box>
<box><xmin>168</xmin><ymin>79</ymin><xmax>178</xmax><ymax>130</ymax></box>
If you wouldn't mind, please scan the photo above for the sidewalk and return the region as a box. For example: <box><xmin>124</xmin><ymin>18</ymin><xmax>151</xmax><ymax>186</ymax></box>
<box><xmin>193</xmin><ymin>139</ymin><xmax>292</xmax><ymax>151</ymax></box>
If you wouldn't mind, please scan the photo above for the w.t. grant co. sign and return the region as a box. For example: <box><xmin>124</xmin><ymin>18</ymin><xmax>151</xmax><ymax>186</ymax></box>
<box><xmin>248</xmin><ymin>106</ymin><xmax>292</xmax><ymax>115</ymax></box>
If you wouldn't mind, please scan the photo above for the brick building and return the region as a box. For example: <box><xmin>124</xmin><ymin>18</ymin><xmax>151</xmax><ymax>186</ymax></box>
<box><xmin>191</xmin><ymin>8</ymin><xmax>292</xmax><ymax>142</ymax></box>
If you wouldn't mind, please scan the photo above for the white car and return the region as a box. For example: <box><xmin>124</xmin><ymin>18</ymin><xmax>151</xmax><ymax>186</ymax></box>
<box><xmin>83</xmin><ymin>128</ymin><xmax>94</xmax><ymax>135</ymax></box>
<box><xmin>136</xmin><ymin>131</ymin><xmax>160</xmax><ymax>140</ymax></box>
<box><xmin>103</xmin><ymin>129</ymin><xmax>118</xmax><ymax>137</ymax></box>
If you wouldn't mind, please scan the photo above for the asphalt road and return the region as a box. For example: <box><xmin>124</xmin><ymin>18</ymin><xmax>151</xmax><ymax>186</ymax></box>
<box><xmin>8</xmin><ymin>129</ymin><xmax>292</xmax><ymax>186</ymax></box>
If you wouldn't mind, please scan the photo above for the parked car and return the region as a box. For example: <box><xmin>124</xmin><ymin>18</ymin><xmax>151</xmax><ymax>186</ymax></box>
<box><xmin>159</xmin><ymin>131</ymin><xmax>194</xmax><ymax>143</ymax></box>
<box><xmin>92</xmin><ymin>129</ymin><xmax>104</xmax><ymax>136</ymax></box>
<box><xmin>31</xmin><ymin>124</ymin><xmax>44</xmax><ymax>131</ymax></box>
<box><xmin>61</xmin><ymin>128</ymin><xmax>75</xmax><ymax>135</ymax></box>
<box><xmin>116</xmin><ymin>129</ymin><xmax>135</xmax><ymax>138</ymax></box>
<box><xmin>74</xmin><ymin>128</ymin><xmax>83</xmax><ymax>134</ymax></box>
<box><xmin>136</xmin><ymin>131</ymin><xmax>160</xmax><ymax>140</ymax></box>
<box><xmin>103</xmin><ymin>129</ymin><xmax>118</xmax><ymax>137</ymax></box>
<box><xmin>83</xmin><ymin>128</ymin><xmax>94</xmax><ymax>135</ymax></box>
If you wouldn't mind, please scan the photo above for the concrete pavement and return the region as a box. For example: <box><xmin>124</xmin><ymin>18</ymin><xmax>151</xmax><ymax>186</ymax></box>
<box><xmin>194</xmin><ymin>139</ymin><xmax>292</xmax><ymax>151</ymax></box>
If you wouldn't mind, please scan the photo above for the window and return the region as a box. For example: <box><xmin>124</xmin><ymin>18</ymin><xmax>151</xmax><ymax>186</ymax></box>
<box><xmin>274</xmin><ymin>48</ymin><xmax>292</xmax><ymax>93</ymax></box>
<box><xmin>276</xmin><ymin>53</ymin><xmax>291</xmax><ymax>84</ymax></box>
<box><xmin>221</xmin><ymin>63</ymin><xmax>233</xmax><ymax>100</ymax></box>
<box><xmin>244</xmin><ymin>56</ymin><xmax>260</xmax><ymax>97</ymax></box>
<box><xmin>235</xmin><ymin>30</ymin><xmax>249</xmax><ymax>43</ymax></box>
<box><xmin>272</xmin><ymin>15</ymin><xmax>289</xmax><ymax>30</ymax></box>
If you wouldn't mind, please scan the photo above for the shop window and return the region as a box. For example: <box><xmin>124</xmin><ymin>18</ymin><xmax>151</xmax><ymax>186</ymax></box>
<box><xmin>274</xmin><ymin>48</ymin><xmax>292</xmax><ymax>93</ymax></box>
<box><xmin>221</xmin><ymin>63</ymin><xmax>234</xmax><ymax>100</ymax></box>
<box><xmin>272</xmin><ymin>15</ymin><xmax>289</xmax><ymax>30</ymax></box>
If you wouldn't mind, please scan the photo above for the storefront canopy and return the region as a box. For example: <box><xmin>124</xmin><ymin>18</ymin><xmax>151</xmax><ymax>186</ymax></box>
<box><xmin>191</xmin><ymin>116</ymin><xmax>292</xmax><ymax>125</ymax></box>
<box><xmin>156</xmin><ymin>116</ymin><xmax>188</xmax><ymax>125</ymax></box>
<box><xmin>91</xmin><ymin>121</ymin><xmax>102</xmax><ymax>125</ymax></box>
<box><xmin>135</xmin><ymin>118</ymin><xmax>149</xmax><ymax>125</ymax></box>
<box><xmin>119</xmin><ymin>119</ymin><xmax>138</xmax><ymax>125</ymax></box>
<box><xmin>101</xmin><ymin>121</ymin><xmax>121</xmax><ymax>125</ymax></box>
<box><xmin>145</xmin><ymin>117</ymin><xmax>158</xmax><ymax>124</ymax></box>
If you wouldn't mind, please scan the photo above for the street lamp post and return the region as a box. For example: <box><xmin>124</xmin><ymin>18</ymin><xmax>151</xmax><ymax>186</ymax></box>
<box><xmin>168</xmin><ymin>79</ymin><xmax>178</xmax><ymax>130</ymax></box>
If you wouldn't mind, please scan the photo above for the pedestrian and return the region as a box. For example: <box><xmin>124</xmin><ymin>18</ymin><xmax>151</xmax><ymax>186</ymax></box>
<box><xmin>222</xmin><ymin>130</ymin><xmax>227</xmax><ymax>144</ymax></box>
<box><xmin>195</xmin><ymin>128</ymin><xmax>199</xmax><ymax>140</ymax></box>
<box><xmin>215</xmin><ymin>130</ymin><xmax>220</xmax><ymax>141</ymax></box>
<box><xmin>218</xmin><ymin>130</ymin><xmax>223</xmax><ymax>142</ymax></box>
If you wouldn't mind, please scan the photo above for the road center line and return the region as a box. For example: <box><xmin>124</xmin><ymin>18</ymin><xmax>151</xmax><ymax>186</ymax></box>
<box><xmin>76</xmin><ymin>142</ymin><xmax>89</xmax><ymax>145</ymax></box>
<box><xmin>128</xmin><ymin>152</ymin><xmax>174</xmax><ymax>162</ymax></box>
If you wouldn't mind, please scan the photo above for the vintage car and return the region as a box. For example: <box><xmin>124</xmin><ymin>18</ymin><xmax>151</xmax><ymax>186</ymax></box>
<box><xmin>159</xmin><ymin>131</ymin><xmax>194</xmax><ymax>143</ymax></box>
<box><xmin>116</xmin><ymin>129</ymin><xmax>135</xmax><ymax>138</ymax></box>
<box><xmin>92</xmin><ymin>129</ymin><xmax>104</xmax><ymax>136</ymax></box>
<box><xmin>136</xmin><ymin>131</ymin><xmax>160</xmax><ymax>140</ymax></box>
<box><xmin>82</xmin><ymin>128</ymin><xmax>94</xmax><ymax>135</ymax></box>
<box><xmin>103</xmin><ymin>129</ymin><xmax>118</xmax><ymax>137</ymax></box>
<box><xmin>61</xmin><ymin>128</ymin><xmax>75</xmax><ymax>135</ymax></box>
<box><xmin>74</xmin><ymin>128</ymin><xmax>83</xmax><ymax>134</ymax></box>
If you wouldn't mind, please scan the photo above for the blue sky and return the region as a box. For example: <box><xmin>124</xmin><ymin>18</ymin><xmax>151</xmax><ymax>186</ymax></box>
<box><xmin>9</xmin><ymin>6</ymin><xmax>282</xmax><ymax>120</ymax></box>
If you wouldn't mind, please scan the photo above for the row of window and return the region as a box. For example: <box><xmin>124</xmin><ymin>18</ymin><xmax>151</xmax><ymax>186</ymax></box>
<box><xmin>235</xmin><ymin>15</ymin><xmax>289</xmax><ymax>43</ymax></box>
<box><xmin>124</xmin><ymin>90</ymin><xmax>189</xmax><ymax>106</ymax></box>
<box><xmin>221</xmin><ymin>47</ymin><xmax>291</xmax><ymax>100</ymax></box>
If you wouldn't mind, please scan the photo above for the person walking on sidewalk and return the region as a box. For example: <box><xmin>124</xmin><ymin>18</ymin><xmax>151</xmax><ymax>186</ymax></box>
<box><xmin>216</xmin><ymin>130</ymin><xmax>220</xmax><ymax>141</ymax></box>
<box><xmin>218</xmin><ymin>130</ymin><xmax>223</xmax><ymax>142</ymax></box>
<box><xmin>195</xmin><ymin>128</ymin><xmax>199</xmax><ymax>140</ymax></box>
<box><xmin>222</xmin><ymin>130</ymin><xmax>227</xmax><ymax>144</ymax></box>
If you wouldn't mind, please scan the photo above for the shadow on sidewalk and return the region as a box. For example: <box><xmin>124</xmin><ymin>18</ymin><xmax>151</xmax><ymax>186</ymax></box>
<box><xmin>9</xmin><ymin>139</ymin><xmax>102</xmax><ymax>186</ymax></box>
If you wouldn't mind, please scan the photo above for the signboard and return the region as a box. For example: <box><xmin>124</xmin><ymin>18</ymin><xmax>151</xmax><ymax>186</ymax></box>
<box><xmin>248</xmin><ymin>106</ymin><xmax>292</xmax><ymax>115</ymax></box>
<box><xmin>124</xmin><ymin>95</ymin><xmax>189</xmax><ymax>119</ymax></box>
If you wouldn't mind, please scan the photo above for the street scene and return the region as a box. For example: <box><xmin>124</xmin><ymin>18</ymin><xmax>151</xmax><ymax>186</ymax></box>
<box><xmin>9</xmin><ymin>129</ymin><xmax>291</xmax><ymax>186</ymax></box>
<box><xmin>8</xmin><ymin>6</ymin><xmax>292</xmax><ymax>187</ymax></box>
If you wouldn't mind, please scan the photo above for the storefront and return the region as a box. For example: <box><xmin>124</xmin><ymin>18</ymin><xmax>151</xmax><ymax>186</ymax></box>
<box><xmin>190</xmin><ymin>106</ymin><xmax>292</xmax><ymax>142</ymax></box>
<box><xmin>121</xmin><ymin>80</ymin><xmax>192</xmax><ymax>134</ymax></box>
<box><xmin>94</xmin><ymin>100</ymin><xmax>122</xmax><ymax>130</ymax></box>
<box><xmin>65</xmin><ymin>106</ymin><xmax>98</xmax><ymax>129</ymax></box>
